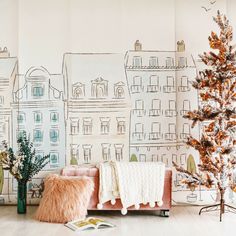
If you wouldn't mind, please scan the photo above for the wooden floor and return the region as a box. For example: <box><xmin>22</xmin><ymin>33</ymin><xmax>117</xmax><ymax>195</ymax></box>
<box><xmin>0</xmin><ymin>206</ymin><xmax>235</xmax><ymax>236</ymax></box>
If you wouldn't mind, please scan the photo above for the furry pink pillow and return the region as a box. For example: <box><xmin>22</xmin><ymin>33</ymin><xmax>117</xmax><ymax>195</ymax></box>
<box><xmin>35</xmin><ymin>174</ymin><xmax>94</xmax><ymax>223</ymax></box>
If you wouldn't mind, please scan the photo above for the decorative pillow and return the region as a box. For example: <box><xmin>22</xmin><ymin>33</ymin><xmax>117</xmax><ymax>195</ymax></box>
<box><xmin>35</xmin><ymin>174</ymin><xmax>94</xmax><ymax>223</ymax></box>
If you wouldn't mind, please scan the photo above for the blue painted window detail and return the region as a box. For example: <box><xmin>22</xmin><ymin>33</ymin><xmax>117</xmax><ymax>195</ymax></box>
<box><xmin>50</xmin><ymin>129</ymin><xmax>59</xmax><ymax>142</ymax></box>
<box><xmin>50</xmin><ymin>112</ymin><xmax>59</xmax><ymax>122</ymax></box>
<box><xmin>50</xmin><ymin>153</ymin><xmax>59</xmax><ymax>167</ymax></box>
<box><xmin>33</xmin><ymin>86</ymin><xmax>44</xmax><ymax>97</ymax></box>
<box><xmin>34</xmin><ymin>129</ymin><xmax>43</xmax><ymax>142</ymax></box>
<box><xmin>34</xmin><ymin>112</ymin><xmax>42</xmax><ymax>123</ymax></box>
<box><xmin>17</xmin><ymin>113</ymin><xmax>25</xmax><ymax>123</ymax></box>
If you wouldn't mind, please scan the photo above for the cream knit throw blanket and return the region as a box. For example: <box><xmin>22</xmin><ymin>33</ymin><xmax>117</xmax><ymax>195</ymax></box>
<box><xmin>97</xmin><ymin>161</ymin><xmax>165</xmax><ymax>215</ymax></box>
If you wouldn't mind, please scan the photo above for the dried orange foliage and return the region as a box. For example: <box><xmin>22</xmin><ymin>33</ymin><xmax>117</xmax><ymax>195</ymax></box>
<box><xmin>173</xmin><ymin>11</ymin><xmax>236</xmax><ymax>193</ymax></box>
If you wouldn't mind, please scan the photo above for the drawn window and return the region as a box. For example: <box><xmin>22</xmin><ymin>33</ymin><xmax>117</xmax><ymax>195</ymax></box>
<box><xmin>181</xmin><ymin>123</ymin><xmax>191</xmax><ymax>139</ymax></box>
<box><xmin>183</xmin><ymin>100</ymin><xmax>190</xmax><ymax>111</ymax></box>
<box><xmin>139</xmin><ymin>154</ymin><xmax>146</xmax><ymax>162</ymax></box>
<box><xmin>133</xmin><ymin>56</ymin><xmax>142</xmax><ymax>67</ymax></box>
<box><xmin>165</xmin><ymin>123</ymin><xmax>177</xmax><ymax>141</ymax></box>
<box><xmin>74</xmin><ymin>87</ymin><xmax>84</xmax><ymax>98</ymax></box>
<box><xmin>83</xmin><ymin>118</ymin><xmax>92</xmax><ymax>135</ymax></box>
<box><xmin>150</xmin><ymin>122</ymin><xmax>161</xmax><ymax>140</ymax></box>
<box><xmin>147</xmin><ymin>75</ymin><xmax>159</xmax><ymax>92</ymax></box>
<box><xmin>34</xmin><ymin>112</ymin><xmax>42</xmax><ymax>123</ymax></box>
<box><xmin>165</xmin><ymin>100</ymin><xmax>177</xmax><ymax>117</ymax></box>
<box><xmin>152</xmin><ymin>154</ymin><xmax>159</xmax><ymax>162</ymax></box>
<box><xmin>131</xmin><ymin>76</ymin><xmax>142</xmax><ymax>93</ymax></box>
<box><xmin>70</xmin><ymin>119</ymin><xmax>79</xmax><ymax>134</ymax></box>
<box><xmin>169</xmin><ymin>100</ymin><xmax>176</xmax><ymax>110</ymax></box>
<box><xmin>167</xmin><ymin>76</ymin><xmax>174</xmax><ymax>87</ymax></box>
<box><xmin>135</xmin><ymin>100</ymin><xmax>144</xmax><ymax>110</ymax></box>
<box><xmin>50</xmin><ymin>152</ymin><xmax>59</xmax><ymax>167</ymax></box>
<box><xmin>164</xmin><ymin>76</ymin><xmax>175</xmax><ymax>93</ymax></box>
<box><xmin>182</xmin><ymin>76</ymin><xmax>188</xmax><ymax>86</ymax></box>
<box><xmin>50</xmin><ymin>129</ymin><xmax>59</xmax><ymax>143</ymax></box>
<box><xmin>91</xmin><ymin>78</ymin><xmax>108</xmax><ymax>98</ymax></box>
<box><xmin>152</xmin><ymin>99</ymin><xmax>161</xmax><ymax>112</ymax></box>
<box><xmin>83</xmin><ymin>145</ymin><xmax>92</xmax><ymax>163</ymax></box>
<box><xmin>71</xmin><ymin>144</ymin><xmax>79</xmax><ymax>158</ymax></box>
<box><xmin>100</xmin><ymin>118</ymin><xmax>110</xmax><ymax>135</ymax></box>
<box><xmin>115</xmin><ymin>86</ymin><xmax>125</xmax><ymax>98</ymax></box>
<box><xmin>117</xmin><ymin>117</ymin><xmax>126</xmax><ymax>135</ymax></box>
<box><xmin>178</xmin><ymin>57</ymin><xmax>186</xmax><ymax>67</ymax></box>
<box><xmin>72</xmin><ymin>83</ymin><xmax>85</xmax><ymax>98</ymax></box>
<box><xmin>133</xmin><ymin>76</ymin><xmax>142</xmax><ymax>86</ymax></box>
<box><xmin>149</xmin><ymin>57</ymin><xmax>158</xmax><ymax>67</ymax></box>
<box><xmin>150</xmin><ymin>75</ymin><xmax>159</xmax><ymax>85</ymax></box>
<box><xmin>166</xmin><ymin>57</ymin><xmax>174</xmax><ymax>67</ymax></box>
<box><xmin>114</xmin><ymin>144</ymin><xmax>124</xmax><ymax>161</ymax></box>
<box><xmin>33</xmin><ymin>129</ymin><xmax>43</xmax><ymax>142</ymax></box>
<box><xmin>181</xmin><ymin>100</ymin><xmax>190</xmax><ymax>115</ymax></box>
<box><xmin>102</xmin><ymin>144</ymin><xmax>111</xmax><ymax>161</ymax></box>
<box><xmin>135</xmin><ymin>123</ymin><xmax>143</xmax><ymax>133</ymax></box>
<box><xmin>179</xmin><ymin>76</ymin><xmax>189</xmax><ymax>92</ymax></box>
<box><xmin>32</xmin><ymin>86</ymin><xmax>44</xmax><ymax>97</ymax></box>
<box><xmin>152</xmin><ymin>122</ymin><xmax>160</xmax><ymax>133</ymax></box>
<box><xmin>50</xmin><ymin>112</ymin><xmax>59</xmax><ymax>122</ymax></box>
<box><xmin>17</xmin><ymin>113</ymin><xmax>25</xmax><ymax>124</ymax></box>
<box><xmin>169</xmin><ymin>123</ymin><xmax>176</xmax><ymax>133</ymax></box>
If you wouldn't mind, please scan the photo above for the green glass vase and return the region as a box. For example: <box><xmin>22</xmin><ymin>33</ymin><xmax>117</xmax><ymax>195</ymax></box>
<box><xmin>17</xmin><ymin>181</ymin><xmax>27</xmax><ymax>214</ymax></box>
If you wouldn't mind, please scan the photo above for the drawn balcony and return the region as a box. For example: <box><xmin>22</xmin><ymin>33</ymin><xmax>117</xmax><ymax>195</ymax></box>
<box><xmin>130</xmin><ymin>85</ymin><xmax>143</xmax><ymax>93</ymax></box>
<box><xmin>147</xmin><ymin>85</ymin><xmax>160</xmax><ymax>93</ymax></box>
<box><xmin>163</xmin><ymin>85</ymin><xmax>176</xmax><ymax>93</ymax></box>
<box><xmin>180</xmin><ymin>124</ymin><xmax>191</xmax><ymax>140</ymax></box>
<box><xmin>178</xmin><ymin>85</ymin><xmax>190</xmax><ymax>92</ymax></box>
<box><xmin>132</xmin><ymin>108</ymin><xmax>146</xmax><ymax>117</ymax></box>
<box><xmin>132</xmin><ymin>132</ymin><xmax>145</xmax><ymax>141</ymax></box>
<box><xmin>180</xmin><ymin>109</ymin><xmax>190</xmax><ymax>116</ymax></box>
<box><xmin>180</xmin><ymin>132</ymin><xmax>190</xmax><ymax>140</ymax></box>
<box><xmin>164</xmin><ymin>132</ymin><xmax>177</xmax><ymax>141</ymax></box>
<box><xmin>149</xmin><ymin>132</ymin><xmax>162</xmax><ymax>140</ymax></box>
<box><xmin>149</xmin><ymin>109</ymin><xmax>162</xmax><ymax>117</ymax></box>
<box><xmin>165</xmin><ymin>109</ymin><xmax>177</xmax><ymax>117</ymax></box>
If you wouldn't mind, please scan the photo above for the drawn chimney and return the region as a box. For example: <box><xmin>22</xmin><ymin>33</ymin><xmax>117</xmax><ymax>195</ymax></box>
<box><xmin>177</xmin><ymin>40</ymin><xmax>185</xmax><ymax>52</ymax></box>
<box><xmin>134</xmin><ymin>40</ymin><xmax>142</xmax><ymax>51</ymax></box>
<box><xmin>0</xmin><ymin>47</ymin><xmax>10</xmax><ymax>58</ymax></box>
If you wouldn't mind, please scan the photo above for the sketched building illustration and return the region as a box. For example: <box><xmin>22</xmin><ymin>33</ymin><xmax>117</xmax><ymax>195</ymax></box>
<box><xmin>125</xmin><ymin>40</ymin><xmax>199</xmax><ymax>170</ymax></box>
<box><xmin>62</xmin><ymin>53</ymin><xmax>131</xmax><ymax>163</ymax></box>
<box><xmin>0</xmin><ymin>44</ymin><xmax>201</xmax><ymax>204</ymax></box>
<box><xmin>12</xmin><ymin>67</ymin><xmax>66</xmax><ymax>171</ymax></box>
<box><xmin>0</xmin><ymin>48</ymin><xmax>18</xmax><ymax>146</ymax></box>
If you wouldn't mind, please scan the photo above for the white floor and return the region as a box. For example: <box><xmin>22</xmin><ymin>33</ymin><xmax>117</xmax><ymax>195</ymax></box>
<box><xmin>0</xmin><ymin>206</ymin><xmax>235</xmax><ymax>236</ymax></box>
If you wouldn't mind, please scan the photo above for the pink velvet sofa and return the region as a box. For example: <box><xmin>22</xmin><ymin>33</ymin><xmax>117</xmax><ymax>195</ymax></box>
<box><xmin>61</xmin><ymin>165</ymin><xmax>172</xmax><ymax>217</ymax></box>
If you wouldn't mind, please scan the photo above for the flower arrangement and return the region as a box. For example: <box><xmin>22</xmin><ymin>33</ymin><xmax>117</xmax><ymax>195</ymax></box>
<box><xmin>1</xmin><ymin>133</ymin><xmax>49</xmax><ymax>182</ymax></box>
<box><xmin>0</xmin><ymin>132</ymin><xmax>49</xmax><ymax>213</ymax></box>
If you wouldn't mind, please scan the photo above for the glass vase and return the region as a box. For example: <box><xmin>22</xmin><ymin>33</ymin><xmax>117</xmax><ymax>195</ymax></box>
<box><xmin>17</xmin><ymin>181</ymin><xmax>27</xmax><ymax>214</ymax></box>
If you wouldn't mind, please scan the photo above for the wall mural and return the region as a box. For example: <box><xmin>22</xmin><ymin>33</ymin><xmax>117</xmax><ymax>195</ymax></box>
<box><xmin>1</xmin><ymin>40</ymin><xmax>229</xmax><ymax>205</ymax></box>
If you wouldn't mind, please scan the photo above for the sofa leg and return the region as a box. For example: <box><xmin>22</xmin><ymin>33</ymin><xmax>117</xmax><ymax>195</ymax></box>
<box><xmin>160</xmin><ymin>210</ymin><xmax>170</xmax><ymax>217</ymax></box>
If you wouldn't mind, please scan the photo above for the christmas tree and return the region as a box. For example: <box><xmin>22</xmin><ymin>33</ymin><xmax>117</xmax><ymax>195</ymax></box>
<box><xmin>173</xmin><ymin>11</ymin><xmax>236</xmax><ymax>221</ymax></box>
